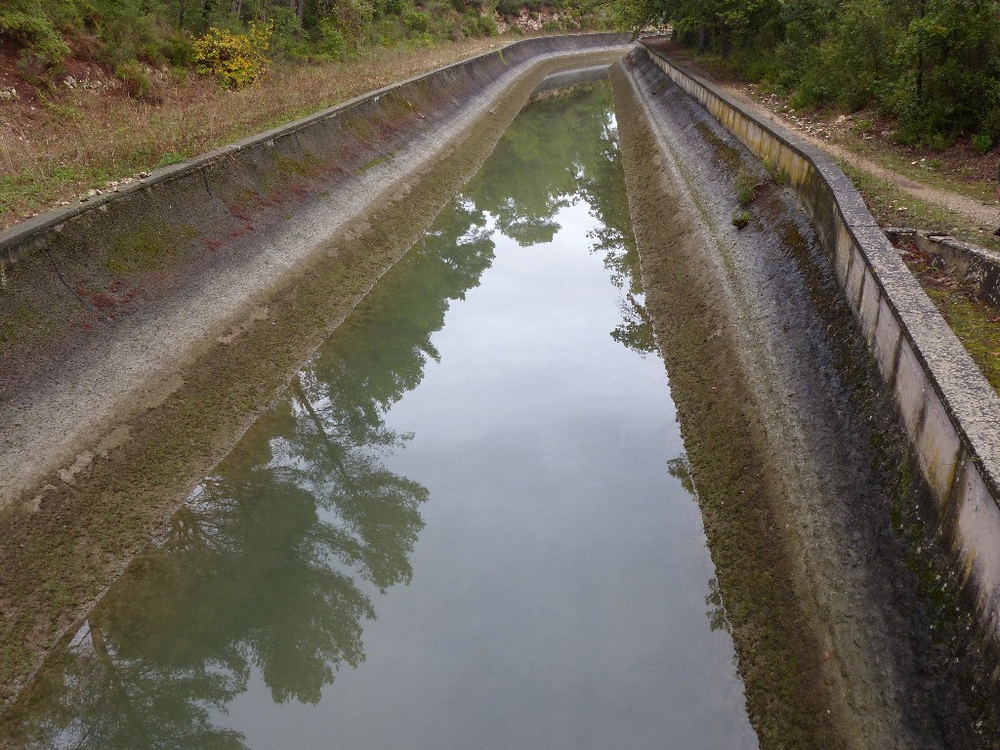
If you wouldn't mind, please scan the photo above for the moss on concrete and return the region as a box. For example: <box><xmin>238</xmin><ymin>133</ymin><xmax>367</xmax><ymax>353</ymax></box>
<box><xmin>104</xmin><ymin>221</ymin><xmax>181</xmax><ymax>276</ymax></box>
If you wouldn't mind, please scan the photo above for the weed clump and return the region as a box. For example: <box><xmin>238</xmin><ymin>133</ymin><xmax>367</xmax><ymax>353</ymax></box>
<box><xmin>734</xmin><ymin>166</ymin><xmax>758</xmax><ymax>207</ymax></box>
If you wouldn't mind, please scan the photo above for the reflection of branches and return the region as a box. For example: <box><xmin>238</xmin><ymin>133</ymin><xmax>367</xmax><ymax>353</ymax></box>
<box><xmin>666</xmin><ymin>455</ymin><xmax>696</xmax><ymax>496</ymax></box>
<box><xmin>705</xmin><ymin>577</ymin><xmax>733</xmax><ymax>635</ymax></box>
<box><xmin>611</xmin><ymin>293</ymin><xmax>657</xmax><ymax>355</ymax></box>
<box><xmin>9</xmin><ymin>81</ymin><xmax>647</xmax><ymax>750</ymax></box>
<box><xmin>467</xmin><ymin>83</ymin><xmax>612</xmax><ymax>248</ymax></box>
<box><xmin>14</xmin><ymin>621</ymin><xmax>249</xmax><ymax>750</ymax></box>
<box><xmin>8</xmin><ymin>132</ymin><xmax>505</xmax><ymax>746</ymax></box>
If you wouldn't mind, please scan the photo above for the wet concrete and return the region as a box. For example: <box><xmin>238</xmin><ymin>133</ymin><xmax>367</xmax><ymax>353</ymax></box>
<box><xmin>2</xmin><ymin>34</ymin><xmax>999</xmax><ymax>750</ymax></box>
<box><xmin>611</xmin><ymin>50</ymin><xmax>1000</xmax><ymax>749</ymax></box>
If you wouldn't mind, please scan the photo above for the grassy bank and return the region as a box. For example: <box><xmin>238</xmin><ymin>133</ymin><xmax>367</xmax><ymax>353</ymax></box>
<box><xmin>0</xmin><ymin>34</ymin><xmax>540</xmax><ymax>231</ymax></box>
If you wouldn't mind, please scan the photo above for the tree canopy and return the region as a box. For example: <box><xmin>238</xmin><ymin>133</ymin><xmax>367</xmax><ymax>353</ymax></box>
<box><xmin>1</xmin><ymin>0</ymin><xmax>597</xmax><ymax>78</ymax></box>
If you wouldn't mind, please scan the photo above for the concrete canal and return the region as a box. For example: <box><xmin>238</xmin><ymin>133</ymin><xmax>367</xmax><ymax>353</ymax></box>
<box><xmin>2</xmin><ymin>39</ymin><xmax>1000</xmax><ymax>750</ymax></box>
<box><xmin>3</xmin><ymin>82</ymin><xmax>759</xmax><ymax>750</ymax></box>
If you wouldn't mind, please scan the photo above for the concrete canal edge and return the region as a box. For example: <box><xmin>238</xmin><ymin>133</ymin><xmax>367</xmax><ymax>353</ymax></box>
<box><xmin>0</xmin><ymin>36</ymin><xmax>630</xmax><ymax>707</ymax></box>
<box><xmin>639</xmin><ymin>41</ymin><xmax>1000</xmax><ymax>673</ymax></box>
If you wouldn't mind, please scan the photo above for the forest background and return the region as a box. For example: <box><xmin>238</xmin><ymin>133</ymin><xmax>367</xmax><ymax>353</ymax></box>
<box><xmin>3</xmin><ymin>0</ymin><xmax>1000</xmax><ymax>228</ymax></box>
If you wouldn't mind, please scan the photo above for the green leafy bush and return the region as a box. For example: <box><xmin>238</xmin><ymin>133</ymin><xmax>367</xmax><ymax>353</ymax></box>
<box><xmin>115</xmin><ymin>59</ymin><xmax>153</xmax><ymax>99</ymax></box>
<box><xmin>0</xmin><ymin>2</ymin><xmax>69</xmax><ymax>64</ymax></box>
<box><xmin>402</xmin><ymin>8</ymin><xmax>430</xmax><ymax>33</ymax></box>
<box><xmin>315</xmin><ymin>19</ymin><xmax>350</xmax><ymax>59</ymax></box>
<box><xmin>972</xmin><ymin>133</ymin><xmax>994</xmax><ymax>155</ymax></box>
<box><xmin>193</xmin><ymin>21</ymin><xmax>273</xmax><ymax>90</ymax></box>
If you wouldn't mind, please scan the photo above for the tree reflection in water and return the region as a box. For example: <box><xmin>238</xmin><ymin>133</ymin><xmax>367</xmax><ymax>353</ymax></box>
<box><xmin>467</xmin><ymin>82</ymin><xmax>655</xmax><ymax>355</ymax></box>
<box><xmin>6</xmin><ymin>81</ymin><xmax>654</xmax><ymax>750</ymax></box>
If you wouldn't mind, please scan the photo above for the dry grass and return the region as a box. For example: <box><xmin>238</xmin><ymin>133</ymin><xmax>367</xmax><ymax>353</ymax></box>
<box><xmin>0</xmin><ymin>36</ymin><xmax>520</xmax><ymax>231</ymax></box>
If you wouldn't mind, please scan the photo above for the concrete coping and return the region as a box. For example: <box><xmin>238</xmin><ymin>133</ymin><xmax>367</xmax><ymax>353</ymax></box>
<box><xmin>884</xmin><ymin>227</ymin><xmax>1000</xmax><ymax>314</ymax></box>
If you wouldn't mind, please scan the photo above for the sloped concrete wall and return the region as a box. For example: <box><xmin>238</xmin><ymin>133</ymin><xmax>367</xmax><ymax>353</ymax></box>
<box><xmin>0</xmin><ymin>35</ymin><xmax>629</xmax><ymax>371</ymax></box>
<box><xmin>641</xmin><ymin>41</ymin><xmax>1000</xmax><ymax>653</ymax></box>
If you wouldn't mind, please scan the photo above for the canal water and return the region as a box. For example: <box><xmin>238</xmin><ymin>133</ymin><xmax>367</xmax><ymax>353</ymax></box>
<box><xmin>8</xmin><ymin>81</ymin><xmax>757</xmax><ymax>750</ymax></box>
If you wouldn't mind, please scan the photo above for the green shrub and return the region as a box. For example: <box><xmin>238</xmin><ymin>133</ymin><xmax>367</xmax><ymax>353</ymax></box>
<box><xmin>732</xmin><ymin>49</ymin><xmax>777</xmax><ymax>84</ymax></box>
<box><xmin>264</xmin><ymin>6</ymin><xmax>304</xmax><ymax>59</ymax></box>
<box><xmin>402</xmin><ymin>9</ymin><xmax>430</xmax><ymax>33</ymax></box>
<box><xmin>0</xmin><ymin>3</ymin><xmax>69</xmax><ymax>64</ymax></box>
<box><xmin>980</xmin><ymin>107</ymin><xmax>1000</xmax><ymax>143</ymax></box>
<box><xmin>88</xmin><ymin>7</ymin><xmax>163</xmax><ymax>68</ymax></box>
<box><xmin>115</xmin><ymin>58</ymin><xmax>153</xmax><ymax>100</ymax></box>
<box><xmin>332</xmin><ymin>0</ymin><xmax>375</xmax><ymax>44</ymax></box>
<box><xmin>161</xmin><ymin>32</ymin><xmax>193</xmax><ymax>67</ymax></box>
<box><xmin>464</xmin><ymin>11</ymin><xmax>498</xmax><ymax>37</ymax></box>
<box><xmin>193</xmin><ymin>21</ymin><xmax>273</xmax><ymax>89</ymax></box>
<box><xmin>732</xmin><ymin>208</ymin><xmax>751</xmax><ymax>229</ymax></box>
<box><xmin>315</xmin><ymin>19</ymin><xmax>350</xmax><ymax>59</ymax></box>
<box><xmin>972</xmin><ymin>133</ymin><xmax>994</xmax><ymax>155</ymax></box>
<box><xmin>495</xmin><ymin>0</ymin><xmax>523</xmax><ymax>15</ymax></box>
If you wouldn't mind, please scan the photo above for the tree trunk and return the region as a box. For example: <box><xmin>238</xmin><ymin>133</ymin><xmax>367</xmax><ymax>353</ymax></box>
<box><xmin>916</xmin><ymin>0</ymin><xmax>926</xmax><ymax>102</ymax></box>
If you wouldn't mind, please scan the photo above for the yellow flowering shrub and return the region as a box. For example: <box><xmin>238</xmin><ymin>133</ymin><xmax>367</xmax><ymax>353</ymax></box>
<box><xmin>192</xmin><ymin>21</ymin><xmax>273</xmax><ymax>90</ymax></box>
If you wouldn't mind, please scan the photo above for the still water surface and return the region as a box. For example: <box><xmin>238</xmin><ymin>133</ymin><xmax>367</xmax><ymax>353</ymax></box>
<box><xmin>12</xmin><ymin>82</ymin><xmax>757</xmax><ymax>750</ymax></box>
